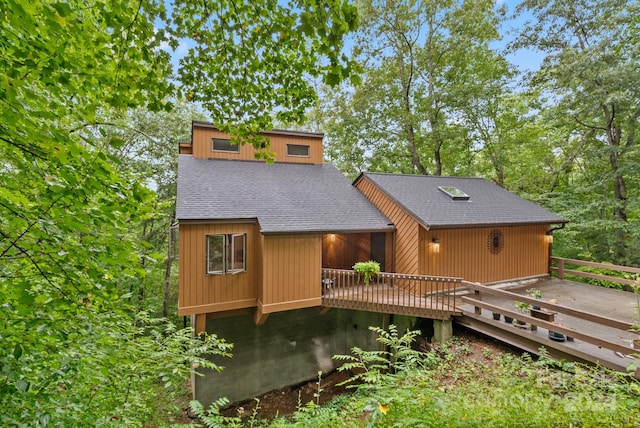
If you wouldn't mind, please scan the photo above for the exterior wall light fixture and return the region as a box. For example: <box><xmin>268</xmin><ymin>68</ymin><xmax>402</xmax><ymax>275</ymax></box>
<box><xmin>432</xmin><ymin>238</ymin><xmax>440</xmax><ymax>254</ymax></box>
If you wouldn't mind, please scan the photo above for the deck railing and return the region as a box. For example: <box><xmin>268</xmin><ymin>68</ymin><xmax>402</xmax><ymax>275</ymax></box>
<box><xmin>321</xmin><ymin>269</ymin><xmax>462</xmax><ymax>319</ymax></box>
<box><xmin>551</xmin><ymin>257</ymin><xmax>640</xmax><ymax>289</ymax></box>
<box><xmin>462</xmin><ymin>281</ymin><xmax>639</xmax><ymax>377</ymax></box>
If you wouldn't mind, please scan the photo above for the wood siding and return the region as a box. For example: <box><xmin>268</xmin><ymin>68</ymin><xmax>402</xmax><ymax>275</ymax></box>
<box><xmin>420</xmin><ymin>225</ymin><xmax>551</xmax><ymax>283</ymax></box>
<box><xmin>178</xmin><ymin>223</ymin><xmax>259</xmax><ymax>315</ymax></box>
<box><xmin>260</xmin><ymin>234</ymin><xmax>322</xmax><ymax>312</ymax></box>
<box><xmin>192</xmin><ymin>125</ymin><xmax>323</xmax><ymax>164</ymax></box>
<box><xmin>322</xmin><ymin>232</ymin><xmax>394</xmax><ymax>272</ymax></box>
<box><xmin>322</xmin><ymin>233</ymin><xmax>369</xmax><ymax>270</ymax></box>
<box><xmin>179</xmin><ymin>142</ymin><xmax>193</xmax><ymax>154</ymax></box>
<box><xmin>355</xmin><ymin>177</ymin><xmax>420</xmax><ymax>275</ymax></box>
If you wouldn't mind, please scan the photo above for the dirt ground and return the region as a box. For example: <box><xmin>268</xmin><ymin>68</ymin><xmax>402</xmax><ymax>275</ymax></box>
<box><xmin>175</xmin><ymin>327</ymin><xmax>517</xmax><ymax>423</ymax></box>
<box><xmin>219</xmin><ymin>369</ymin><xmax>355</xmax><ymax>420</ymax></box>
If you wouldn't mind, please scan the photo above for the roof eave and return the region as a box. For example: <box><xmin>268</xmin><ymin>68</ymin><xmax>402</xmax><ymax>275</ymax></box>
<box><xmin>191</xmin><ymin>120</ymin><xmax>324</xmax><ymax>138</ymax></box>
<box><xmin>425</xmin><ymin>219</ymin><xmax>568</xmax><ymax>230</ymax></box>
<box><xmin>260</xmin><ymin>226</ymin><xmax>396</xmax><ymax>235</ymax></box>
<box><xmin>177</xmin><ymin>217</ymin><xmax>259</xmax><ymax>224</ymax></box>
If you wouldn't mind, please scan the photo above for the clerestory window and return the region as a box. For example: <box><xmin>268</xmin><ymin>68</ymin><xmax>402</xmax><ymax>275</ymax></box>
<box><xmin>212</xmin><ymin>138</ymin><xmax>239</xmax><ymax>152</ymax></box>
<box><xmin>286</xmin><ymin>144</ymin><xmax>310</xmax><ymax>157</ymax></box>
<box><xmin>206</xmin><ymin>233</ymin><xmax>246</xmax><ymax>274</ymax></box>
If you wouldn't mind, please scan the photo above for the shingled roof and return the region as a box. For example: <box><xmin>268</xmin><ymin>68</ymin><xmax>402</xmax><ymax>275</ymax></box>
<box><xmin>356</xmin><ymin>173</ymin><xmax>566</xmax><ymax>229</ymax></box>
<box><xmin>177</xmin><ymin>156</ymin><xmax>394</xmax><ymax>234</ymax></box>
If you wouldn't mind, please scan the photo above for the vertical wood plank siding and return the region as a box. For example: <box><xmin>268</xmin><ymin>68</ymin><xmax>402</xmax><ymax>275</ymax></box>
<box><xmin>420</xmin><ymin>225</ymin><xmax>550</xmax><ymax>283</ymax></box>
<box><xmin>260</xmin><ymin>234</ymin><xmax>322</xmax><ymax>312</ymax></box>
<box><xmin>355</xmin><ymin>176</ymin><xmax>551</xmax><ymax>284</ymax></box>
<box><xmin>178</xmin><ymin>223</ymin><xmax>258</xmax><ymax>315</ymax></box>
<box><xmin>322</xmin><ymin>233</ymin><xmax>370</xmax><ymax>270</ymax></box>
<box><xmin>191</xmin><ymin>126</ymin><xmax>323</xmax><ymax>164</ymax></box>
<box><xmin>355</xmin><ymin>178</ymin><xmax>420</xmax><ymax>275</ymax></box>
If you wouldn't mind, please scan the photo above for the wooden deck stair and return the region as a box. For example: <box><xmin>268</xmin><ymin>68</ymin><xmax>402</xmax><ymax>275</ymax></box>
<box><xmin>458</xmin><ymin>280</ymin><xmax>640</xmax><ymax>378</ymax></box>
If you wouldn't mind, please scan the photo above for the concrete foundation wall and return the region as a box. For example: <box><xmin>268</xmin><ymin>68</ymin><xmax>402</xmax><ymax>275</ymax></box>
<box><xmin>195</xmin><ymin>308</ymin><xmax>388</xmax><ymax>405</ymax></box>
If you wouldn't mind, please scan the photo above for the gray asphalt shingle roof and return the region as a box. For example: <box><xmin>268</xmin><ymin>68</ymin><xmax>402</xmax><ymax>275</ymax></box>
<box><xmin>177</xmin><ymin>156</ymin><xmax>394</xmax><ymax>234</ymax></box>
<box><xmin>359</xmin><ymin>173</ymin><xmax>566</xmax><ymax>229</ymax></box>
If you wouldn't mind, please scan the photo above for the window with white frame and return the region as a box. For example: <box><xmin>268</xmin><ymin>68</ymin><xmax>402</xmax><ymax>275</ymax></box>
<box><xmin>206</xmin><ymin>234</ymin><xmax>246</xmax><ymax>274</ymax></box>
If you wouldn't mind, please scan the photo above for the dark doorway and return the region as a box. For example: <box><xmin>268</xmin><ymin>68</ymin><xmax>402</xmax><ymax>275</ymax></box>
<box><xmin>370</xmin><ymin>233</ymin><xmax>386</xmax><ymax>272</ymax></box>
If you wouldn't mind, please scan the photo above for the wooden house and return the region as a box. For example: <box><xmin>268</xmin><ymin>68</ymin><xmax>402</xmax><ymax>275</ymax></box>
<box><xmin>354</xmin><ymin>173</ymin><xmax>566</xmax><ymax>283</ymax></box>
<box><xmin>176</xmin><ymin>122</ymin><xmax>395</xmax><ymax>331</ymax></box>
<box><xmin>177</xmin><ymin>121</ymin><xmax>566</xmax><ymax>403</ymax></box>
<box><xmin>178</xmin><ymin>122</ymin><xmax>568</xmax><ymax>328</ymax></box>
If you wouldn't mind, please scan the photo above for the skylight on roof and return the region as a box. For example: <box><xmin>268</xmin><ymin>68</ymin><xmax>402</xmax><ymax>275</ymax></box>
<box><xmin>438</xmin><ymin>186</ymin><xmax>470</xmax><ymax>201</ymax></box>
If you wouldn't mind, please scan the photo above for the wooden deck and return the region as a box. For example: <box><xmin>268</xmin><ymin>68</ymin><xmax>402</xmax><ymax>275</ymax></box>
<box><xmin>325</xmin><ymin>259</ymin><xmax>640</xmax><ymax>378</ymax></box>
<box><xmin>321</xmin><ymin>269</ymin><xmax>462</xmax><ymax>320</ymax></box>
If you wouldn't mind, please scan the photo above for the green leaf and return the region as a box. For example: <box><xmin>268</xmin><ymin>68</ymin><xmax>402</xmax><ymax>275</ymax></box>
<box><xmin>52</xmin><ymin>2</ymin><xmax>72</xmax><ymax>17</ymax></box>
<box><xmin>108</xmin><ymin>137</ymin><xmax>126</xmax><ymax>148</ymax></box>
<box><xmin>16</xmin><ymin>379</ymin><xmax>30</xmax><ymax>392</ymax></box>
<box><xmin>13</xmin><ymin>344</ymin><xmax>23</xmax><ymax>359</ymax></box>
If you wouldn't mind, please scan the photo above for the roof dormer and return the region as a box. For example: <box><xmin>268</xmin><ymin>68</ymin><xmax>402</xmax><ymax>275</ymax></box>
<box><xmin>186</xmin><ymin>121</ymin><xmax>324</xmax><ymax>164</ymax></box>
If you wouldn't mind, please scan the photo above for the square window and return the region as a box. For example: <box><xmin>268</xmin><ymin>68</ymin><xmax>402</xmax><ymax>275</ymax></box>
<box><xmin>206</xmin><ymin>233</ymin><xmax>246</xmax><ymax>275</ymax></box>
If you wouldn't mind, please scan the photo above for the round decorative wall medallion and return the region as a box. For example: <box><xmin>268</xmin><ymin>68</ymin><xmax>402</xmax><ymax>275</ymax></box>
<box><xmin>487</xmin><ymin>229</ymin><xmax>504</xmax><ymax>254</ymax></box>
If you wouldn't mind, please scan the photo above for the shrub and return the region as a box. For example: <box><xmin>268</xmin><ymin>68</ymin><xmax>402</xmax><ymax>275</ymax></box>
<box><xmin>352</xmin><ymin>260</ymin><xmax>381</xmax><ymax>286</ymax></box>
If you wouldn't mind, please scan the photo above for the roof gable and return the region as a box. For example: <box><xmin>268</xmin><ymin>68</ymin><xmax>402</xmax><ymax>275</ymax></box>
<box><xmin>177</xmin><ymin>157</ymin><xmax>394</xmax><ymax>234</ymax></box>
<box><xmin>356</xmin><ymin>173</ymin><xmax>566</xmax><ymax>229</ymax></box>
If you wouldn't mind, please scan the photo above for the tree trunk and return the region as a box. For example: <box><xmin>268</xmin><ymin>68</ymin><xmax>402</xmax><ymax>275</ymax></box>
<box><xmin>603</xmin><ymin>104</ymin><xmax>628</xmax><ymax>263</ymax></box>
<box><xmin>163</xmin><ymin>221</ymin><xmax>176</xmax><ymax>319</ymax></box>
<box><xmin>426</xmin><ymin>17</ymin><xmax>442</xmax><ymax>176</ymax></box>
<box><xmin>433</xmin><ymin>137</ymin><xmax>442</xmax><ymax>176</ymax></box>
<box><xmin>397</xmin><ymin>33</ymin><xmax>427</xmax><ymax>175</ymax></box>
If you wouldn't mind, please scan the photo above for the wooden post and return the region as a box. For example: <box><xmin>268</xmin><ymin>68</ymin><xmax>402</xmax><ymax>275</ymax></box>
<box><xmin>253</xmin><ymin>307</ymin><xmax>269</xmax><ymax>325</ymax></box>
<box><xmin>530</xmin><ymin>308</ymin><xmax>556</xmax><ymax>332</ymax></box>
<box><xmin>194</xmin><ymin>313</ymin><xmax>207</xmax><ymax>335</ymax></box>
<box><xmin>314</xmin><ymin>306</ymin><xmax>331</xmax><ymax>315</ymax></box>
<box><xmin>558</xmin><ymin>258</ymin><xmax>565</xmax><ymax>279</ymax></box>
<box><xmin>474</xmin><ymin>285</ymin><xmax>482</xmax><ymax>316</ymax></box>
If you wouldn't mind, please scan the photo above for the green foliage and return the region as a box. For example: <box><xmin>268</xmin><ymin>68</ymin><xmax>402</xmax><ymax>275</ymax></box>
<box><xmin>321</xmin><ymin>0</ymin><xmax>508</xmax><ymax>176</ymax></box>
<box><xmin>317</xmin><ymin>0</ymin><xmax>640</xmax><ymax>267</ymax></box>
<box><xmin>268</xmin><ymin>394</ymin><xmax>359</xmax><ymax>427</ymax></box>
<box><xmin>278</xmin><ymin>334</ymin><xmax>640</xmax><ymax>427</ymax></box>
<box><xmin>514</xmin><ymin>300</ymin><xmax>530</xmax><ymax>313</ymax></box>
<box><xmin>173</xmin><ymin>0</ymin><xmax>360</xmax><ymax>152</ymax></box>
<box><xmin>1</xmin><ymin>0</ymin><xmax>361</xmax><ymax>424</ymax></box>
<box><xmin>352</xmin><ymin>261</ymin><xmax>381</xmax><ymax>286</ymax></box>
<box><xmin>514</xmin><ymin>0</ymin><xmax>640</xmax><ymax>266</ymax></box>
<box><xmin>187</xmin><ymin>397</ymin><xmax>243</xmax><ymax>428</ymax></box>
<box><xmin>91</xmin><ymin>103</ymin><xmax>208</xmax><ymax>322</ymax></box>
<box><xmin>333</xmin><ymin>325</ymin><xmax>426</xmax><ymax>387</ymax></box>
<box><xmin>1</xmin><ymin>312</ymin><xmax>233</xmax><ymax>426</ymax></box>
<box><xmin>556</xmin><ymin>264</ymin><xmax>636</xmax><ymax>290</ymax></box>
<box><xmin>526</xmin><ymin>288</ymin><xmax>542</xmax><ymax>299</ymax></box>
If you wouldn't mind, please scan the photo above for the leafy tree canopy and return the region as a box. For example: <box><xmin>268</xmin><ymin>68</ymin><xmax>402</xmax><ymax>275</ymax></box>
<box><xmin>513</xmin><ymin>0</ymin><xmax>640</xmax><ymax>264</ymax></box>
<box><xmin>321</xmin><ymin>0</ymin><xmax>508</xmax><ymax>177</ymax></box>
<box><xmin>0</xmin><ymin>0</ymin><xmax>359</xmax><ymax>424</ymax></box>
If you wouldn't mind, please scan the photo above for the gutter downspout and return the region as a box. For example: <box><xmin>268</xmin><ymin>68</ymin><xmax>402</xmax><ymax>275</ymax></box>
<box><xmin>547</xmin><ymin>223</ymin><xmax>566</xmax><ymax>275</ymax></box>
